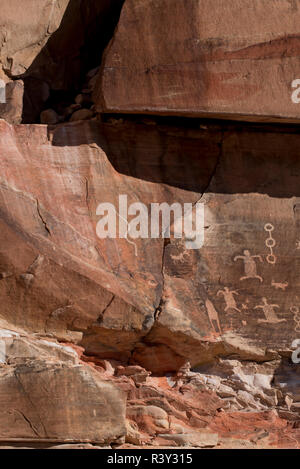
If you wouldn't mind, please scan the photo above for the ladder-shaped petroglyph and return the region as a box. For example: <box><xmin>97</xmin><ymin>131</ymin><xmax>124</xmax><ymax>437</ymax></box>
<box><xmin>234</xmin><ymin>250</ymin><xmax>263</xmax><ymax>282</ymax></box>
<box><xmin>264</xmin><ymin>223</ymin><xmax>277</xmax><ymax>264</ymax></box>
<box><xmin>255</xmin><ymin>298</ymin><xmax>286</xmax><ymax>324</ymax></box>
<box><xmin>205</xmin><ymin>299</ymin><xmax>222</xmax><ymax>334</ymax></box>
<box><xmin>291</xmin><ymin>306</ymin><xmax>300</xmax><ymax>332</ymax></box>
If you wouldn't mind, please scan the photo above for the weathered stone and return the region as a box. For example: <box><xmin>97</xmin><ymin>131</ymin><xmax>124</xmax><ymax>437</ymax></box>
<box><xmin>69</xmin><ymin>109</ymin><xmax>94</xmax><ymax>122</ymax></box>
<box><xmin>95</xmin><ymin>0</ymin><xmax>300</xmax><ymax>122</ymax></box>
<box><xmin>0</xmin><ymin>80</ymin><xmax>24</xmax><ymax>124</ymax></box>
<box><xmin>0</xmin><ymin>117</ymin><xmax>299</xmax><ymax>366</ymax></box>
<box><xmin>0</xmin><ymin>334</ymin><xmax>126</xmax><ymax>443</ymax></box>
<box><xmin>40</xmin><ymin>109</ymin><xmax>60</xmax><ymax>125</ymax></box>
<box><xmin>157</xmin><ymin>431</ymin><xmax>219</xmax><ymax>448</ymax></box>
<box><xmin>0</xmin><ymin>0</ymin><xmax>69</xmax><ymax>77</ymax></box>
<box><xmin>0</xmin><ymin>0</ymin><xmax>124</xmax><ymax>90</ymax></box>
<box><xmin>1</xmin><ymin>115</ymin><xmax>299</xmax><ymax>448</ymax></box>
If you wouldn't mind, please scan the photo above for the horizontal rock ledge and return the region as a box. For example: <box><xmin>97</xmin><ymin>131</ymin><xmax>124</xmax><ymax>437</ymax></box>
<box><xmin>94</xmin><ymin>0</ymin><xmax>300</xmax><ymax>123</ymax></box>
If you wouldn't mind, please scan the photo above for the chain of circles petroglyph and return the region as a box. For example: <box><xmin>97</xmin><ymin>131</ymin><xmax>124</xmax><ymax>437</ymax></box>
<box><xmin>264</xmin><ymin>223</ymin><xmax>277</xmax><ymax>264</ymax></box>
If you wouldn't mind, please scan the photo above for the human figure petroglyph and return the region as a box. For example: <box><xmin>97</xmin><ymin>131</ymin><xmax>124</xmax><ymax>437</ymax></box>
<box><xmin>205</xmin><ymin>299</ymin><xmax>222</xmax><ymax>334</ymax></box>
<box><xmin>255</xmin><ymin>298</ymin><xmax>286</xmax><ymax>324</ymax></box>
<box><xmin>217</xmin><ymin>287</ymin><xmax>241</xmax><ymax>313</ymax></box>
<box><xmin>234</xmin><ymin>250</ymin><xmax>263</xmax><ymax>282</ymax></box>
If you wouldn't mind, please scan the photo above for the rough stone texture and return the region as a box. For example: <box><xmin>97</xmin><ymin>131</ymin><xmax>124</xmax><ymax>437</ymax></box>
<box><xmin>95</xmin><ymin>0</ymin><xmax>300</xmax><ymax>122</ymax></box>
<box><xmin>0</xmin><ymin>330</ymin><xmax>126</xmax><ymax>444</ymax></box>
<box><xmin>0</xmin><ymin>0</ymin><xmax>122</xmax><ymax>86</ymax></box>
<box><xmin>0</xmin><ymin>116</ymin><xmax>299</xmax><ymax>447</ymax></box>
<box><xmin>0</xmin><ymin>0</ymin><xmax>124</xmax><ymax>123</ymax></box>
<box><xmin>0</xmin><ymin>80</ymin><xmax>24</xmax><ymax>124</ymax></box>
<box><xmin>0</xmin><ymin>0</ymin><xmax>300</xmax><ymax>450</ymax></box>
<box><xmin>0</xmin><ymin>0</ymin><xmax>69</xmax><ymax>77</ymax></box>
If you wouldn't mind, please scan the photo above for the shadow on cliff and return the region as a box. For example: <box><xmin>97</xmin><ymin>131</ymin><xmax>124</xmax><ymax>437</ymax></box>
<box><xmin>30</xmin><ymin>0</ymin><xmax>300</xmax><ymax>199</ymax></box>
<box><xmin>20</xmin><ymin>0</ymin><xmax>125</xmax><ymax>123</ymax></box>
<box><xmin>49</xmin><ymin>116</ymin><xmax>300</xmax><ymax>199</ymax></box>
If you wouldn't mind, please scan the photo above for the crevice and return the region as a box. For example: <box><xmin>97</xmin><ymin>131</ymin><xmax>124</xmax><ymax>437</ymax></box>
<box><xmin>14</xmin><ymin>410</ymin><xmax>41</xmax><ymax>438</ymax></box>
<box><xmin>198</xmin><ymin>130</ymin><xmax>224</xmax><ymax>202</ymax></box>
<box><xmin>14</xmin><ymin>371</ymin><xmax>48</xmax><ymax>438</ymax></box>
<box><xmin>36</xmin><ymin>200</ymin><xmax>51</xmax><ymax>236</ymax></box>
<box><xmin>96</xmin><ymin>295</ymin><xmax>115</xmax><ymax>324</ymax></box>
<box><xmin>154</xmin><ymin>238</ymin><xmax>170</xmax><ymax>321</ymax></box>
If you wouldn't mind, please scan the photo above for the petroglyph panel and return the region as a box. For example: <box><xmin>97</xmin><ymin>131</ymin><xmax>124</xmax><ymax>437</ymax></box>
<box><xmin>160</xmin><ymin>194</ymin><xmax>299</xmax><ymax>354</ymax></box>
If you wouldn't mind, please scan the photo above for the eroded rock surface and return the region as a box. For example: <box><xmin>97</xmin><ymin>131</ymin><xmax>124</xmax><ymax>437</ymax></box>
<box><xmin>0</xmin><ymin>330</ymin><xmax>126</xmax><ymax>444</ymax></box>
<box><xmin>95</xmin><ymin>0</ymin><xmax>300</xmax><ymax>122</ymax></box>
<box><xmin>0</xmin><ymin>117</ymin><xmax>299</xmax><ymax>447</ymax></box>
<box><xmin>0</xmin><ymin>0</ymin><xmax>299</xmax><ymax>450</ymax></box>
<box><xmin>0</xmin><ymin>0</ymin><xmax>124</xmax><ymax>123</ymax></box>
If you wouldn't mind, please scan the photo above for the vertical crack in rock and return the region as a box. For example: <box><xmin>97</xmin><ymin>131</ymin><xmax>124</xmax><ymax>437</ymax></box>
<box><xmin>14</xmin><ymin>370</ymin><xmax>48</xmax><ymax>439</ymax></box>
<box><xmin>154</xmin><ymin>238</ymin><xmax>170</xmax><ymax>321</ymax></box>
<box><xmin>198</xmin><ymin>130</ymin><xmax>224</xmax><ymax>202</ymax></box>
<box><xmin>14</xmin><ymin>409</ymin><xmax>41</xmax><ymax>438</ymax></box>
<box><xmin>97</xmin><ymin>295</ymin><xmax>115</xmax><ymax>324</ymax></box>
<box><xmin>36</xmin><ymin>199</ymin><xmax>51</xmax><ymax>236</ymax></box>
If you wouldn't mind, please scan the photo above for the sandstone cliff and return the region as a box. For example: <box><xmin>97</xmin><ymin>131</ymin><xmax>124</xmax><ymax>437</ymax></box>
<box><xmin>0</xmin><ymin>0</ymin><xmax>299</xmax><ymax>449</ymax></box>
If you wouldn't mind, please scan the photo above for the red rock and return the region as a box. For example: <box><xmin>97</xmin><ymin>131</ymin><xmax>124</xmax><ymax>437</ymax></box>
<box><xmin>0</xmin><ymin>333</ymin><xmax>126</xmax><ymax>443</ymax></box>
<box><xmin>95</xmin><ymin>0</ymin><xmax>300</xmax><ymax>122</ymax></box>
<box><xmin>0</xmin><ymin>80</ymin><xmax>24</xmax><ymax>124</ymax></box>
<box><xmin>0</xmin><ymin>1</ymin><xmax>300</xmax><ymax>448</ymax></box>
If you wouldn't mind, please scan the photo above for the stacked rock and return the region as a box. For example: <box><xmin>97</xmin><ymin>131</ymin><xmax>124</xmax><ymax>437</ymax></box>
<box><xmin>40</xmin><ymin>67</ymin><xmax>99</xmax><ymax>125</ymax></box>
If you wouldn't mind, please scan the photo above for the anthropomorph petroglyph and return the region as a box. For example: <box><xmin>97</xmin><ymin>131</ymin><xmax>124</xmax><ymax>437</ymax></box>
<box><xmin>265</xmin><ymin>223</ymin><xmax>277</xmax><ymax>264</ymax></box>
<box><xmin>255</xmin><ymin>298</ymin><xmax>286</xmax><ymax>324</ymax></box>
<box><xmin>205</xmin><ymin>299</ymin><xmax>222</xmax><ymax>334</ymax></box>
<box><xmin>217</xmin><ymin>287</ymin><xmax>241</xmax><ymax>312</ymax></box>
<box><xmin>271</xmin><ymin>280</ymin><xmax>288</xmax><ymax>291</ymax></box>
<box><xmin>291</xmin><ymin>306</ymin><xmax>300</xmax><ymax>332</ymax></box>
<box><xmin>234</xmin><ymin>250</ymin><xmax>263</xmax><ymax>282</ymax></box>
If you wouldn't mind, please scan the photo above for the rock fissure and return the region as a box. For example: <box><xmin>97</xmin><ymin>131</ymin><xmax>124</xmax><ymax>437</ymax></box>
<box><xmin>36</xmin><ymin>199</ymin><xmax>51</xmax><ymax>236</ymax></box>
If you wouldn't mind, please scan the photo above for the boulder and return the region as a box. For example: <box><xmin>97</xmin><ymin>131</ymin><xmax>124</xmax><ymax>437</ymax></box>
<box><xmin>0</xmin><ymin>333</ymin><xmax>126</xmax><ymax>443</ymax></box>
<box><xmin>0</xmin><ymin>80</ymin><xmax>24</xmax><ymax>124</ymax></box>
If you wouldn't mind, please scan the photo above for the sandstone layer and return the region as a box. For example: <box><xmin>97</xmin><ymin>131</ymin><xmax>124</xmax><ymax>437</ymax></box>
<box><xmin>0</xmin><ymin>116</ymin><xmax>299</xmax><ymax>447</ymax></box>
<box><xmin>95</xmin><ymin>0</ymin><xmax>300</xmax><ymax>122</ymax></box>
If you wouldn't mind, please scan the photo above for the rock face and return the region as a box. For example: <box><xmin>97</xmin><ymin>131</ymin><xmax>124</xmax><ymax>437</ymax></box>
<box><xmin>0</xmin><ymin>0</ymin><xmax>124</xmax><ymax>123</ymax></box>
<box><xmin>0</xmin><ymin>0</ymin><xmax>69</xmax><ymax>77</ymax></box>
<box><xmin>0</xmin><ymin>331</ymin><xmax>126</xmax><ymax>444</ymax></box>
<box><xmin>0</xmin><ymin>80</ymin><xmax>24</xmax><ymax>124</ymax></box>
<box><xmin>95</xmin><ymin>0</ymin><xmax>300</xmax><ymax>122</ymax></box>
<box><xmin>0</xmin><ymin>0</ymin><xmax>299</xmax><ymax>450</ymax></box>
<box><xmin>0</xmin><ymin>117</ymin><xmax>299</xmax><ymax>447</ymax></box>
